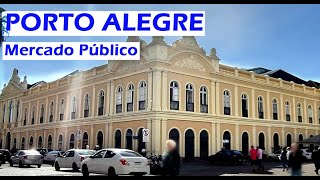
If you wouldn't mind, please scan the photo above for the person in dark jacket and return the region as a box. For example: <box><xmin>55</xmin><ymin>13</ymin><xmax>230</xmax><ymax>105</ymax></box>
<box><xmin>280</xmin><ymin>147</ymin><xmax>288</xmax><ymax>171</ymax></box>
<box><xmin>288</xmin><ymin>143</ymin><xmax>303</xmax><ymax>176</ymax></box>
<box><xmin>312</xmin><ymin>146</ymin><xmax>320</xmax><ymax>175</ymax></box>
<box><xmin>161</xmin><ymin>139</ymin><xmax>181</xmax><ymax>176</ymax></box>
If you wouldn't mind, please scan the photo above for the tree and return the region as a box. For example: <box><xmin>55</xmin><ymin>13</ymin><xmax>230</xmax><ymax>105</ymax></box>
<box><xmin>0</xmin><ymin>7</ymin><xmax>6</xmax><ymax>47</ymax></box>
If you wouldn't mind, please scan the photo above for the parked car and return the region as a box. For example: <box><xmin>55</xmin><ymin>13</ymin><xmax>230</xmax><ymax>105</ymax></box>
<box><xmin>0</xmin><ymin>149</ymin><xmax>12</xmax><ymax>163</ymax></box>
<box><xmin>81</xmin><ymin>148</ymin><xmax>150</xmax><ymax>176</ymax></box>
<box><xmin>54</xmin><ymin>149</ymin><xmax>96</xmax><ymax>171</ymax></box>
<box><xmin>44</xmin><ymin>151</ymin><xmax>64</xmax><ymax>165</ymax></box>
<box><xmin>301</xmin><ymin>149</ymin><xmax>312</xmax><ymax>161</ymax></box>
<box><xmin>267</xmin><ymin>150</ymin><xmax>282</xmax><ymax>162</ymax></box>
<box><xmin>208</xmin><ymin>150</ymin><xmax>244</xmax><ymax>165</ymax></box>
<box><xmin>0</xmin><ymin>152</ymin><xmax>4</xmax><ymax>165</ymax></box>
<box><xmin>36</xmin><ymin>148</ymin><xmax>53</xmax><ymax>156</ymax></box>
<box><xmin>9</xmin><ymin>150</ymin><xmax>43</xmax><ymax>168</ymax></box>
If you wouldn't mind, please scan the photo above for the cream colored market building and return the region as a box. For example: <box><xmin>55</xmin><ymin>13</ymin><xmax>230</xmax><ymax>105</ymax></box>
<box><xmin>0</xmin><ymin>36</ymin><xmax>319</xmax><ymax>159</ymax></box>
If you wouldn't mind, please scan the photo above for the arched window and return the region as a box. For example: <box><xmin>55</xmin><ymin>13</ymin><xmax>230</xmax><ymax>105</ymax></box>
<box><xmin>114</xmin><ymin>130</ymin><xmax>121</xmax><ymax>148</ymax></box>
<box><xmin>31</xmin><ymin>106</ymin><xmax>35</xmax><ymax>125</ymax></box>
<box><xmin>47</xmin><ymin>135</ymin><xmax>52</xmax><ymax>149</ymax></box>
<box><xmin>58</xmin><ymin>134</ymin><xmax>63</xmax><ymax>150</ymax></box>
<box><xmin>82</xmin><ymin>132</ymin><xmax>89</xmax><ymax>149</ymax></box>
<box><xmin>223</xmin><ymin>90</ymin><xmax>231</xmax><ymax>115</ymax></box>
<box><xmin>170</xmin><ymin>81</ymin><xmax>179</xmax><ymax>110</ymax></box>
<box><xmin>69</xmin><ymin>134</ymin><xmax>75</xmax><ymax>149</ymax></box>
<box><xmin>98</xmin><ymin>90</ymin><xmax>105</xmax><ymax>116</ymax></box>
<box><xmin>223</xmin><ymin>131</ymin><xmax>231</xmax><ymax>150</ymax></box>
<box><xmin>139</xmin><ymin>81</ymin><xmax>147</xmax><ymax>110</ymax></box>
<box><xmin>308</xmin><ymin>105</ymin><xmax>313</xmax><ymax>123</ymax></box>
<box><xmin>285</xmin><ymin>101</ymin><xmax>290</xmax><ymax>121</ymax></box>
<box><xmin>8</xmin><ymin>101</ymin><xmax>13</xmax><ymax>123</ymax></box>
<box><xmin>297</xmin><ymin>103</ymin><xmax>302</xmax><ymax>122</ymax></box>
<box><xmin>2</xmin><ymin>104</ymin><xmax>5</xmax><ymax>123</ymax></box>
<box><xmin>21</xmin><ymin>137</ymin><xmax>25</xmax><ymax>150</ymax></box>
<box><xmin>126</xmin><ymin>129</ymin><xmax>133</xmax><ymax>150</ymax></box>
<box><xmin>116</xmin><ymin>86</ymin><xmax>123</xmax><ymax>113</ymax></box>
<box><xmin>287</xmin><ymin>134</ymin><xmax>292</xmax><ymax>147</ymax></box>
<box><xmin>38</xmin><ymin>136</ymin><xmax>43</xmax><ymax>148</ymax></box>
<box><xmin>272</xmin><ymin>99</ymin><xmax>278</xmax><ymax>120</ymax></box>
<box><xmin>60</xmin><ymin>99</ymin><xmax>64</xmax><ymax>121</ymax></box>
<box><xmin>318</xmin><ymin>107</ymin><xmax>320</xmax><ymax>124</ymax></box>
<box><xmin>241</xmin><ymin>94</ymin><xmax>248</xmax><ymax>117</ymax></box>
<box><xmin>40</xmin><ymin>104</ymin><xmax>45</xmax><ymax>123</ymax></box>
<box><xmin>29</xmin><ymin>136</ymin><xmax>34</xmax><ymax>148</ymax></box>
<box><xmin>71</xmin><ymin>96</ymin><xmax>77</xmax><ymax>119</ymax></box>
<box><xmin>13</xmin><ymin>138</ymin><xmax>17</xmax><ymax>149</ymax></box>
<box><xmin>258</xmin><ymin>96</ymin><xmax>264</xmax><ymax>119</ymax></box>
<box><xmin>258</xmin><ymin>133</ymin><xmax>265</xmax><ymax>150</ymax></box>
<box><xmin>49</xmin><ymin>102</ymin><xmax>54</xmax><ymax>122</ymax></box>
<box><xmin>16</xmin><ymin>100</ymin><xmax>19</xmax><ymax>122</ymax></box>
<box><xmin>127</xmin><ymin>84</ymin><xmax>134</xmax><ymax>112</ymax></box>
<box><xmin>186</xmin><ymin>83</ymin><xmax>194</xmax><ymax>112</ymax></box>
<box><xmin>200</xmin><ymin>86</ymin><xmax>208</xmax><ymax>113</ymax></box>
<box><xmin>84</xmin><ymin>94</ymin><xmax>90</xmax><ymax>118</ymax></box>
<box><xmin>23</xmin><ymin>108</ymin><xmax>27</xmax><ymax>126</ymax></box>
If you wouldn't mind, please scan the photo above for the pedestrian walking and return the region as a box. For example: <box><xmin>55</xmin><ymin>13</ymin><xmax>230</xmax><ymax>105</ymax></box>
<box><xmin>280</xmin><ymin>147</ymin><xmax>288</xmax><ymax>171</ymax></box>
<box><xmin>288</xmin><ymin>143</ymin><xmax>303</xmax><ymax>176</ymax></box>
<box><xmin>249</xmin><ymin>145</ymin><xmax>257</xmax><ymax>173</ymax></box>
<box><xmin>256</xmin><ymin>146</ymin><xmax>264</xmax><ymax>172</ymax></box>
<box><xmin>311</xmin><ymin>146</ymin><xmax>320</xmax><ymax>175</ymax></box>
<box><xmin>161</xmin><ymin>139</ymin><xmax>181</xmax><ymax>176</ymax></box>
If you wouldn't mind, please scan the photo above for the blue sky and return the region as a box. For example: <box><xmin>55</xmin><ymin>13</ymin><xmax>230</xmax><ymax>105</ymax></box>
<box><xmin>0</xmin><ymin>4</ymin><xmax>320</xmax><ymax>90</ymax></box>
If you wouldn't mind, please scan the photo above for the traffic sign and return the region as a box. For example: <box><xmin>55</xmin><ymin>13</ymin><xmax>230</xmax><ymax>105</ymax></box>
<box><xmin>142</xmin><ymin>128</ymin><xmax>149</xmax><ymax>142</ymax></box>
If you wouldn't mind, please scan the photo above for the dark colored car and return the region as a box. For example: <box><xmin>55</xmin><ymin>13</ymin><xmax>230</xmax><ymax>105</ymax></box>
<box><xmin>0</xmin><ymin>152</ymin><xmax>4</xmax><ymax>165</ymax></box>
<box><xmin>208</xmin><ymin>150</ymin><xmax>244</xmax><ymax>165</ymax></box>
<box><xmin>0</xmin><ymin>149</ymin><xmax>12</xmax><ymax>163</ymax></box>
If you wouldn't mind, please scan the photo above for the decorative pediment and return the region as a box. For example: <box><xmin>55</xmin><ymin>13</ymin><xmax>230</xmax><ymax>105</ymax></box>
<box><xmin>174</xmin><ymin>55</ymin><xmax>206</xmax><ymax>72</ymax></box>
<box><xmin>117</xmin><ymin>61</ymin><xmax>144</xmax><ymax>73</ymax></box>
<box><xmin>1</xmin><ymin>82</ymin><xmax>23</xmax><ymax>96</ymax></box>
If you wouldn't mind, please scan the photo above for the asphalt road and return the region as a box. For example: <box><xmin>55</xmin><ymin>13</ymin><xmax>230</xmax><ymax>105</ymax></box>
<box><xmin>0</xmin><ymin>161</ymin><xmax>318</xmax><ymax>176</ymax></box>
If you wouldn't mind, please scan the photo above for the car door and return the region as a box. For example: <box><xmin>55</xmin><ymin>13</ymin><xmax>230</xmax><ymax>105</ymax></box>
<box><xmin>64</xmin><ymin>150</ymin><xmax>75</xmax><ymax>168</ymax></box>
<box><xmin>59</xmin><ymin>151</ymin><xmax>70</xmax><ymax>168</ymax></box>
<box><xmin>87</xmin><ymin>150</ymin><xmax>106</xmax><ymax>173</ymax></box>
<box><xmin>13</xmin><ymin>151</ymin><xmax>23</xmax><ymax>164</ymax></box>
<box><xmin>103</xmin><ymin>150</ymin><xmax>116</xmax><ymax>173</ymax></box>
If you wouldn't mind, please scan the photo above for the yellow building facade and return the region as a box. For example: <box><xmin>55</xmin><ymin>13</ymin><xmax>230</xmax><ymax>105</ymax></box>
<box><xmin>0</xmin><ymin>36</ymin><xmax>319</xmax><ymax>159</ymax></box>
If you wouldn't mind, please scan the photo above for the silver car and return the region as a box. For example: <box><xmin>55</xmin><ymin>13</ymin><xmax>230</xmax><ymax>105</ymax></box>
<box><xmin>9</xmin><ymin>150</ymin><xmax>43</xmax><ymax>168</ymax></box>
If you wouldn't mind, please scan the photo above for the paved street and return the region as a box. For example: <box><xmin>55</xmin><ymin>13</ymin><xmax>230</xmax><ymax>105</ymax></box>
<box><xmin>0</xmin><ymin>161</ymin><xmax>318</xmax><ymax>176</ymax></box>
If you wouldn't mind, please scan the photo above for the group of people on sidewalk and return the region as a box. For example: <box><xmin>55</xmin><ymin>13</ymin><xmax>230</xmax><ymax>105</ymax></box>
<box><xmin>249</xmin><ymin>146</ymin><xmax>264</xmax><ymax>173</ymax></box>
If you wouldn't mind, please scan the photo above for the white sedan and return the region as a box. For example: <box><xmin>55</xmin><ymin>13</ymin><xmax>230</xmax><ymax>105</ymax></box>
<box><xmin>54</xmin><ymin>149</ymin><xmax>96</xmax><ymax>171</ymax></box>
<box><xmin>81</xmin><ymin>148</ymin><xmax>150</xmax><ymax>176</ymax></box>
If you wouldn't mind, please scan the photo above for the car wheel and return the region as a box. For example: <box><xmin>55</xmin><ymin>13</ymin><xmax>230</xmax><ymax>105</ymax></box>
<box><xmin>82</xmin><ymin>164</ymin><xmax>89</xmax><ymax>176</ymax></box>
<box><xmin>108</xmin><ymin>167</ymin><xmax>117</xmax><ymax>176</ymax></box>
<box><xmin>54</xmin><ymin>162</ymin><xmax>60</xmax><ymax>171</ymax></box>
<box><xmin>72</xmin><ymin>162</ymin><xmax>78</xmax><ymax>172</ymax></box>
<box><xmin>19</xmin><ymin>161</ymin><xmax>23</xmax><ymax>168</ymax></box>
<box><xmin>9</xmin><ymin>160</ymin><xmax>13</xmax><ymax>167</ymax></box>
<box><xmin>37</xmin><ymin>165</ymin><xmax>41</xmax><ymax>168</ymax></box>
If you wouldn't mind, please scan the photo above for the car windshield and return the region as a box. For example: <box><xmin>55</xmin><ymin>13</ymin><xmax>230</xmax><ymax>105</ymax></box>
<box><xmin>119</xmin><ymin>151</ymin><xmax>142</xmax><ymax>157</ymax></box>
<box><xmin>24</xmin><ymin>150</ymin><xmax>40</xmax><ymax>155</ymax></box>
<box><xmin>78</xmin><ymin>150</ymin><xmax>96</xmax><ymax>155</ymax></box>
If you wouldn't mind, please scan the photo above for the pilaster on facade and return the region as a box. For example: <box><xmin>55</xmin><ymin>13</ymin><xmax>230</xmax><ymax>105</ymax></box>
<box><xmin>147</xmin><ymin>70</ymin><xmax>153</xmax><ymax>111</ymax></box>
<box><xmin>104</xmin><ymin>123</ymin><xmax>108</xmax><ymax>148</ymax></box>
<box><xmin>281</xmin><ymin>127</ymin><xmax>285</xmax><ymax>147</ymax></box>
<box><xmin>43</xmin><ymin>129</ymin><xmax>47</xmax><ymax>148</ymax></box>
<box><xmin>313</xmin><ymin>101</ymin><xmax>317</xmax><ymax>125</ymax></box>
<box><xmin>294</xmin><ymin>128</ymin><xmax>297</xmax><ymax>143</ymax></box>
<box><xmin>252</xmin><ymin>126</ymin><xmax>256</xmax><ymax>146</ymax></box>
<box><xmin>211</xmin><ymin>122</ymin><xmax>216</xmax><ymax>155</ymax></box>
<box><xmin>211</xmin><ymin>81</ymin><xmax>216</xmax><ymax>115</ymax></box>
<box><xmin>66</xmin><ymin>92</ymin><xmax>70</xmax><ymax>120</ymax></box>
<box><xmin>152</xmin><ymin>69</ymin><xmax>162</xmax><ymax>111</ymax></box>
<box><xmin>53</xmin><ymin>128</ymin><xmax>57</xmax><ymax>150</ymax></box>
<box><xmin>161</xmin><ymin>118</ymin><xmax>167</xmax><ymax>153</ymax></box>
<box><xmin>216</xmin><ymin>122</ymin><xmax>221</xmax><ymax>152</ymax></box>
<box><xmin>303</xmin><ymin>99</ymin><xmax>307</xmax><ymax>123</ymax></box>
<box><xmin>234</xmin><ymin>86</ymin><xmax>239</xmax><ymax>117</ymax></box>
<box><xmin>151</xmin><ymin>118</ymin><xmax>161</xmax><ymax>155</ymax></box>
<box><xmin>251</xmin><ymin>89</ymin><xmax>255</xmax><ymax>118</ymax></box>
<box><xmin>280</xmin><ymin>94</ymin><xmax>284</xmax><ymax>121</ymax></box>
<box><xmin>64</xmin><ymin>127</ymin><xmax>67</xmax><ymax>150</ymax></box>
<box><xmin>36</xmin><ymin>100</ymin><xmax>39</xmax><ymax>124</ymax></box>
<box><xmin>146</xmin><ymin>119</ymin><xmax>152</xmax><ymax>154</ymax></box>
<box><xmin>108</xmin><ymin>122</ymin><xmax>113</xmax><ymax>148</ymax></box>
<box><xmin>78</xmin><ymin>88</ymin><xmax>83</xmax><ymax>119</ymax></box>
<box><xmin>90</xmin><ymin>125</ymin><xmax>94</xmax><ymax>148</ymax></box>
<box><xmin>305</xmin><ymin>129</ymin><xmax>308</xmax><ymax>139</ymax></box>
<box><xmin>266</xmin><ymin>92</ymin><xmax>271</xmax><ymax>120</ymax></box>
<box><xmin>55</xmin><ymin>95</ymin><xmax>59</xmax><ymax>122</ymax></box>
<box><xmin>92</xmin><ymin>84</ymin><xmax>96</xmax><ymax>117</ymax></box>
<box><xmin>215</xmin><ymin>81</ymin><xmax>220</xmax><ymax>115</ymax></box>
<box><xmin>235</xmin><ymin>124</ymin><xmax>239</xmax><ymax>150</ymax></box>
<box><xmin>267</xmin><ymin>127</ymin><xmax>271</xmax><ymax>152</ymax></box>
<box><xmin>45</xmin><ymin>97</ymin><xmax>49</xmax><ymax>123</ymax></box>
<box><xmin>161</xmin><ymin>70</ymin><xmax>168</xmax><ymax>111</ymax></box>
<box><xmin>292</xmin><ymin>96</ymin><xmax>296</xmax><ymax>123</ymax></box>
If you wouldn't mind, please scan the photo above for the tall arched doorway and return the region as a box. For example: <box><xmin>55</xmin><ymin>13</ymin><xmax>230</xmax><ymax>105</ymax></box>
<box><xmin>6</xmin><ymin>132</ymin><xmax>11</xmax><ymax>150</ymax></box>
<box><xmin>38</xmin><ymin>136</ymin><xmax>43</xmax><ymax>148</ymax></box>
<box><xmin>82</xmin><ymin>132</ymin><xmax>89</xmax><ymax>149</ymax></box>
<box><xmin>273</xmin><ymin>133</ymin><xmax>279</xmax><ymax>152</ymax></box>
<box><xmin>13</xmin><ymin>138</ymin><xmax>17</xmax><ymax>149</ymax></box>
<box><xmin>58</xmin><ymin>135</ymin><xmax>63</xmax><ymax>150</ymax></box>
<box><xmin>21</xmin><ymin>137</ymin><xmax>25</xmax><ymax>150</ymax></box>
<box><xmin>29</xmin><ymin>136</ymin><xmax>34</xmax><ymax>149</ymax></box>
<box><xmin>47</xmin><ymin>135</ymin><xmax>52</xmax><ymax>149</ymax></box>
<box><xmin>169</xmin><ymin>128</ymin><xmax>180</xmax><ymax>152</ymax></box>
<box><xmin>137</xmin><ymin>128</ymin><xmax>146</xmax><ymax>154</ymax></box>
<box><xmin>200</xmin><ymin>130</ymin><xmax>209</xmax><ymax>159</ymax></box>
<box><xmin>126</xmin><ymin>129</ymin><xmax>133</xmax><ymax>150</ymax></box>
<box><xmin>242</xmin><ymin>132</ymin><xmax>249</xmax><ymax>156</ymax></box>
<box><xmin>223</xmin><ymin>131</ymin><xmax>231</xmax><ymax>150</ymax></box>
<box><xmin>0</xmin><ymin>139</ymin><xmax>2</xmax><ymax>148</ymax></box>
<box><xmin>185</xmin><ymin>129</ymin><xmax>195</xmax><ymax>161</ymax></box>
<box><xmin>298</xmin><ymin>134</ymin><xmax>303</xmax><ymax>149</ymax></box>
<box><xmin>97</xmin><ymin>131</ymin><xmax>103</xmax><ymax>148</ymax></box>
<box><xmin>286</xmin><ymin>134</ymin><xmax>292</xmax><ymax>147</ymax></box>
<box><xmin>258</xmin><ymin>133</ymin><xmax>265</xmax><ymax>150</ymax></box>
<box><xmin>69</xmin><ymin>134</ymin><xmax>75</xmax><ymax>149</ymax></box>
<box><xmin>114</xmin><ymin>130</ymin><xmax>121</xmax><ymax>148</ymax></box>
